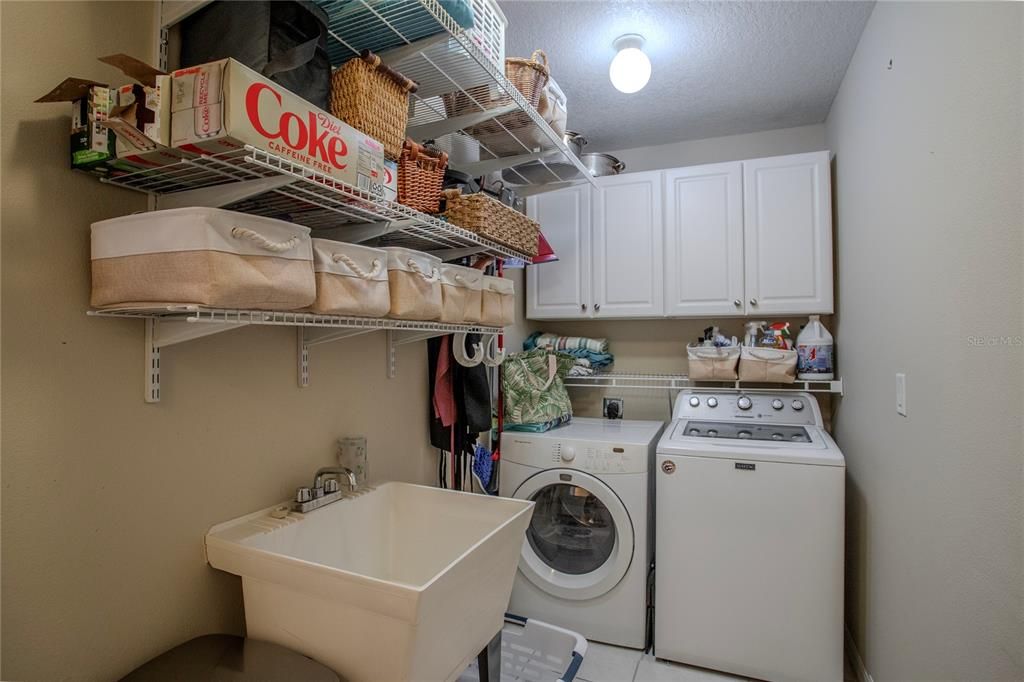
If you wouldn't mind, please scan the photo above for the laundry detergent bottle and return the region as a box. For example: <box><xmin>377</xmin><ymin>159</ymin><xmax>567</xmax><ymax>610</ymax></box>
<box><xmin>796</xmin><ymin>315</ymin><xmax>834</xmax><ymax>380</ymax></box>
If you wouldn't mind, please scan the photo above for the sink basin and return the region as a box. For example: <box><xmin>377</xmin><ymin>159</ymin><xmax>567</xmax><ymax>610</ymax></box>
<box><xmin>206</xmin><ymin>482</ymin><xmax>534</xmax><ymax>682</ymax></box>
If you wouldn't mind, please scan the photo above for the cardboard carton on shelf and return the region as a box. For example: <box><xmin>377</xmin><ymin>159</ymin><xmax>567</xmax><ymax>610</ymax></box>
<box><xmin>36</xmin><ymin>54</ymin><xmax>190</xmax><ymax>176</ymax></box>
<box><xmin>170</xmin><ymin>58</ymin><xmax>386</xmax><ymax>197</ymax></box>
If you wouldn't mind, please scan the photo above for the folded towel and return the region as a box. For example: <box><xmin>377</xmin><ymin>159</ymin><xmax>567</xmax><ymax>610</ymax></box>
<box><xmin>525</xmin><ymin>332</ymin><xmax>609</xmax><ymax>354</ymax></box>
<box><xmin>568</xmin><ymin>365</ymin><xmax>596</xmax><ymax>377</ymax></box>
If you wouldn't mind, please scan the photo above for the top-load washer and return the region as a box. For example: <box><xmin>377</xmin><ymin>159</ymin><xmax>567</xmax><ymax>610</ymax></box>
<box><xmin>500</xmin><ymin>418</ymin><xmax>665</xmax><ymax>649</ymax></box>
<box><xmin>655</xmin><ymin>390</ymin><xmax>845</xmax><ymax>682</ymax></box>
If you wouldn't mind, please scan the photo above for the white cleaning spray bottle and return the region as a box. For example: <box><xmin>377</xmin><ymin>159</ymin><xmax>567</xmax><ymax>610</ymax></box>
<box><xmin>796</xmin><ymin>315</ymin><xmax>834</xmax><ymax>380</ymax></box>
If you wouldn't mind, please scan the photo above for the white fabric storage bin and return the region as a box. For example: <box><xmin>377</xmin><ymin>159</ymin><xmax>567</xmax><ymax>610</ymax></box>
<box><xmin>481</xmin><ymin>275</ymin><xmax>515</xmax><ymax>327</ymax></box>
<box><xmin>737</xmin><ymin>346</ymin><xmax>798</xmax><ymax>383</ymax></box>
<box><xmin>439</xmin><ymin>264</ymin><xmax>483</xmax><ymax>324</ymax></box>
<box><xmin>383</xmin><ymin>247</ymin><xmax>442</xmax><ymax>320</ymax></box>
<box><xmin>90</xmin><ymin>207</ymin><xmax>315</xmax><ymax>310</ymax></box>
<box><xmin>687</xmin><ymin>344</ymin><xmax>740</xmax><ymax>381</ymax></box>
<box><xmin>310</xmin><ymin>239</ymin><xmax>390</xmax><ymax>316</ymax></box>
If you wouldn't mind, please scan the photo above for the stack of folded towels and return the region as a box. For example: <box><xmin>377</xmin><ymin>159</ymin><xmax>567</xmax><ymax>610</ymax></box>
<box><xmin>523</xmin><ymin>332</ymin><xmax>614</xmax><ymax>376</ymax></box>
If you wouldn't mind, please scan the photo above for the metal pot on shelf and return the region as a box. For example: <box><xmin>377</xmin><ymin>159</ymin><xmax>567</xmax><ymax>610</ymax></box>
<box><xmin>580</xmin><ymin>152</ymin><xmax>626</xmax><ymax>177</ymax></box>
<box><xmin>502</xmin><ymin>131</ymin><xmax>588</xmax><ymax>185</ymax></box>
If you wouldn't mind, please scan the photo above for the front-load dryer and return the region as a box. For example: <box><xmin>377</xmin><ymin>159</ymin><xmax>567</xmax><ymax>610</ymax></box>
<box><xmin>500</xmin><ymin>418</ymin><xmax>665</xmax><ymax>649</ymax></box>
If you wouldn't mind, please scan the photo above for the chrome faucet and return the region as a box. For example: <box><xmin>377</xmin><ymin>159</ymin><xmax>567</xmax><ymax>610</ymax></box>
<box><xmin>314</xmin><ymin>466</ymin><xmax>358</xmax><ymax>492</ymax></box>
<box><xmin>292</xmin><ymin>466</ymin><xmax>358</xmax><ymax>513</ymax></box>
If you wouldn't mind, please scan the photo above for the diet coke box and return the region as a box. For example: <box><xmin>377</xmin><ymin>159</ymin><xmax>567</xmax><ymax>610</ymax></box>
<box><xmin>171</xmin><ymin>59</ymin><xmax>385</xmax><ymax>196</ymax></box>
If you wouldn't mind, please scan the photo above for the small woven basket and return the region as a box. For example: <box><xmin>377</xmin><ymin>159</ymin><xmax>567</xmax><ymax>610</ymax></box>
<box><xmin>331</xmin><ymin>49</ymin><xmax>418</xmax><ymax>161</ymax></box>
<box><xmin>442</xmin><ymin>189</ymin><xmax>540</xmax><ymax>257</ymax></box>
<box><xmin>398</xmin><ymin>139</ymin><xmax>449</xmax><ymax>214</ymax></box>
<box><xmin>442</xmin><ymin>50</ymin><xmax>549</xmax><ymax>139</ymax></box>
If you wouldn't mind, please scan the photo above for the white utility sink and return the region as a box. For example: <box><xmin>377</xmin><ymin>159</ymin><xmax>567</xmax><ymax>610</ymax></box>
<box><xmin>206</xmin><ymin>482</ymin><xmax>534</xmax><ymax>682</ymax></box>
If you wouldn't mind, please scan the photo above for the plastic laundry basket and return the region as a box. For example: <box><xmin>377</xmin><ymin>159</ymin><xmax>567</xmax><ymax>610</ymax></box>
<box><xmin>457</xmin><ymin>614</ymin><xmax>587</xmax><ymax>682</ymax></box>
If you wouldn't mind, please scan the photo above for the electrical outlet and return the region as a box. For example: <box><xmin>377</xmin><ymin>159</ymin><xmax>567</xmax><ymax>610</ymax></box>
<box><xmin>603</xmin><ymin>397</ymin><xmax>624</xmax><ymax>420</ymax></box>
<box><xmin>896</xmin><ymin>373</ymin><xmax>907</xmax><ymax>416</ymax></box>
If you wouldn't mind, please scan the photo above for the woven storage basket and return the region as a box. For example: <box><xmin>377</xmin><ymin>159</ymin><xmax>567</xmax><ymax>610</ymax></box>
<box><xmin>439</xmin><ymin>264</ymin><xmax>484</xmax><ymax>324</ymax></box>
<box><xmin>309</xmin><ymin>239</ymin><xmax>390</xmax><ymax>317</ymax></box>
<box><xmin>442</xmin><ymin>189</ymin><xmax>540</xmax><ymax>257</ymax></box>
<box><xmin>331</xmin><ymin>49</ymin><xmax>418</xmax><ymax>161</ymax></box>
<box><xmin>442</xmin><ymin>50</ymin><xmax>549</xmax><ymax>140</ymax></box>
<box><xmin>398</xmin><ymin>139</ymin><xmax>448</xmax><ymax>213</ymax></box>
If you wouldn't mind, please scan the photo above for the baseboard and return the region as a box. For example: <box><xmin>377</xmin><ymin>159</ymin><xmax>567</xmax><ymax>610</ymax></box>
<box><xmin>845</xmin><ymin>626</ymin><xmax>874</xmax><ymax>682</ymax></box>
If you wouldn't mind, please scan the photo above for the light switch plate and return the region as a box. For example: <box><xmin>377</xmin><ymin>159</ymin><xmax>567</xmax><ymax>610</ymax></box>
<box><xmin>896</xmin><ymin>373</ymin><xmax>907</xmax><ymax>416</ymax></box>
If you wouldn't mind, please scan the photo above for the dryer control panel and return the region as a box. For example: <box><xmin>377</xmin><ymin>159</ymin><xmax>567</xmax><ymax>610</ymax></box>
<box><xmin>673</xmin><ymin>390</ymin><xmax>822</xmax><ymax>426</ymax></box>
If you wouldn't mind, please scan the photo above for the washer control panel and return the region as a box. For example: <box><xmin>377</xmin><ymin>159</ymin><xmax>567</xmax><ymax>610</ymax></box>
<box><xmin>501</xmin><ymin>436</ymin><xmax>652</xmax><ymax>474</ymax></box>
<box><xmin>673</xmin><ymin>390</ymin><xmax>820</xmax><ymax>425</ymax></box>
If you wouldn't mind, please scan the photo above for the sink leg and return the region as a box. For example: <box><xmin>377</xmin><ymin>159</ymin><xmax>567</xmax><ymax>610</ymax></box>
<box><xmin>477</xmin><ymin>629</ymin><xmax>502</xmax><ymax>682</ymax></box>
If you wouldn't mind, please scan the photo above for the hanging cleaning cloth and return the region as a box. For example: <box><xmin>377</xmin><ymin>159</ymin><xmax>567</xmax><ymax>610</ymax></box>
<box><xmin>433</xmin><ymin>334</ymin><xmax>456</xmax><ymax>427</ymax></box>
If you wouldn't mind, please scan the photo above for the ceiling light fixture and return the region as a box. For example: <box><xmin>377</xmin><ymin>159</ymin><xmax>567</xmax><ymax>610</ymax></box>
<box><xmin>609</xmin><ymin>34</ymin><xmax>651</xmax><ymax>94</ymax></box>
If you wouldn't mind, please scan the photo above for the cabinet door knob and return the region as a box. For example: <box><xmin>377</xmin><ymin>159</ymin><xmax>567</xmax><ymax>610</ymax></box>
<box><xmin>733</xmin><ymin>299</ymin><xmax>742</xmax><ymax>307</ymax></box>
<box><xmin>750</xmin><ymin>298</ymin><xmax>758</xmax><ymax>306</ymax></box>
<box><xmin>595</xmin><ymin>304</ymin><xmax>601</xmax><ymax>312</ymax></box>
<box><xmin>581</xmin><ymin>303</ymin><xmax>587</xmax><ymax>312</ymax></box>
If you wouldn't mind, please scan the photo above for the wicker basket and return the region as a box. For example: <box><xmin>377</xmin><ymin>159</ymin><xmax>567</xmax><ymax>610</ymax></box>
<box><xmin>330</xmin><ymin>49</ymin><xmax>418</xmax><ymax>161</ymax></box>
<box><xmin>442</xmin><ymin>49</ymin><xmax>549</xmax><ymax>140</ymax></box>
<box><xmin>397</xmin><ymin>139</ymin><xmax>448</xmax><ymax>213</ymax></box>
<box><xmin>442</xmin><ymin>189</ymin><xmax>540</xmax><ymax>257</ymax></box>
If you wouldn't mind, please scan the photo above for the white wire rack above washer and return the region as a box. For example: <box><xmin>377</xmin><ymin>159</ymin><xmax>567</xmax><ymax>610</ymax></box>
<box><xmin>561</xmin><ymin>372</ymin><xmax>844</xmax><ymax>395</ymax></box>
<box><xmin>89</xmin><ymin>306</ymin><xmax>503</xmax><ymax>403</ymax></box>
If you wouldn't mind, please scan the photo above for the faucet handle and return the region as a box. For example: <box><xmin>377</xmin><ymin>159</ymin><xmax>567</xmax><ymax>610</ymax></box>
<box><xmin>324</xmin><ymin>479</ymin><xmax>340</xmax><ymax>494</ymax></box>
<box><xmin>295</xmin><ymin>487</ymin><xmax>312</xmax><ymax>503</ymax></box>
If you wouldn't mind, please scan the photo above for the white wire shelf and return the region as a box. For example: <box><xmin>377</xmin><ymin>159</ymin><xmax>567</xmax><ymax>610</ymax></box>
<box><xmin>562</xmin><ymin>372</ymin><xmax>844</xmax><ymax>395</ymax></box>
<box><xmin>89</xmin><ymin>305</ymin><xmax>503</xmax><ymax>402</ymax></box>
<box><xmin>98</xmin><ymin>146</ymin><xmax>532</xmax><ymax>262</ymax></box>
<box><xmin>159</xmin><ymin>0</ymin><xmax>595</xmax><ymax>187</ymax></box>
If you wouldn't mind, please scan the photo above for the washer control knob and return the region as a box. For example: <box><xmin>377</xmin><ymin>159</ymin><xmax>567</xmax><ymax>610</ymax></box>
<box><xmin>792</xmin><ymin>399</ymin><xmax>805</xmax><ymax>411</ymax></box>
<box><xmin>562</xmin><ymin>446</ymin><xmax>576</xmax><ymax>462</ymax></box>
<box><xmin>688</xmin><ymin>396</ymin><xmax>701</xmax><ymax>407</ymax></box>
<box><xmin>737</xmin><ymin>396</ymin><xmax>752</xmax><ymax>410</ymax></box>
<box><xmin>707</xmin><ymin>397</ymin><xmax>718</xmax><ymax>408</ymax></box>
<box><xmin>771</xmin><ymin>399</ymin><xmax>784</xmax><ymax>410</ymax></box>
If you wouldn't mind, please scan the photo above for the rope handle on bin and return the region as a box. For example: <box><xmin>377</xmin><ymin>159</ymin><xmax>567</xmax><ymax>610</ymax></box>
<box><xmin>406</xmin><ymin>258</ymin><xmax>440</xmax><ymax>283</ymax></box>
<box><xmin>332</xmin><ymin>253</ymin><xmax>382</xmax><ymax>279</ymax></box>
<box><xmin>360</xmin><ymin>49</ymin><xmax>418</xmax><ymax>93</ymax></box>
<box><xmin>230</xmin><ymin>227</ymin><xmax>301</xmax><ymax>253</ymax></box>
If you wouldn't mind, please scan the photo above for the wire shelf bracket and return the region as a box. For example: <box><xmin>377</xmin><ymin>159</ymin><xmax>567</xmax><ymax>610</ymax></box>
<box><xmin>90</xmin><ymin>306</ymin><xmax>503</xmax><ymax>400</ymax></box>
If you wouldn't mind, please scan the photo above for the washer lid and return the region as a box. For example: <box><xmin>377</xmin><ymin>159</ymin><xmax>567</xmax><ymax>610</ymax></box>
<box><xmin>658</xmin><ymin>419</ymin><xmax>845</xmax><ymax>466</ymax></box>
<box><xmin>507</xmin><ymin>417</ymin><xmax>665</xmax><ymax>445</ymax></box>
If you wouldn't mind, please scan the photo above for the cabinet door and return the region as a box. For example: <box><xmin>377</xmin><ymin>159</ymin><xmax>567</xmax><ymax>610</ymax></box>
<box><xmin>591</xmin><ymin>171</ymin><xmax>664</xmax><ymax>318</ymax></box>
<box><xmin>526</xmin><ymin>184</ymin><xmax>592</xmax><ymax>319</ymax></box>
<box><xmin>742</xmin><ymin>151</ymin><xmax>833</xmax><ymax>315</ymax></box>
<box><xmin>664</xmin><ymin>162</ymin><xmax>745</xmax><ymax>317</ymax></box>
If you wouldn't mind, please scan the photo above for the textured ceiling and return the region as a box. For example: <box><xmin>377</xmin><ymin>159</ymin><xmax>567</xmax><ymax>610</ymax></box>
<box><xmin>498</xmin><ymin>1</ymin><xmax>874</xmax><ymax>151</ymax></box>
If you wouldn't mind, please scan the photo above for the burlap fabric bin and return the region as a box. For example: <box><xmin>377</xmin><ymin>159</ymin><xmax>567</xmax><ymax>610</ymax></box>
<box><xmin>309</xmin><ymin>239</ymin><xmax>390</xmax><ymax>316</ymax></box>
<box><xmin>90</xmin><ymin>208</ymin><xmax>315</xmax><ymax>310</ymax></box>
<box><xmin>439</xmin><ymin>264</ymin><xmax>483</xmax><ymax>324</ymax></box>
<box><xmin>686</xmin><ymin>344</ymin><xmax>740</xmax><ymax>381</ymax></box>
<box><xmin>737</xmin><ymin>346</ymin><xmax>798</xmax><ymax>383</ymax></box>
<box><xmin>382</xmin><ymin>247</ymin><xmax>442</xmax><ymax>320</ymax></box>
<box><xmin>481</xmin><ymin>275</ymin><xmax>515</xmax><ymax>327</ymax></box>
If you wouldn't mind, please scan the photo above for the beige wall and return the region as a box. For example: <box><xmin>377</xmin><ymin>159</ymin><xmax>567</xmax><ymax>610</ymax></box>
<box><xmin>1</xmin><ymin>3</ymin><xmax>437</xmax><ymax>680</ymax></box>
<box><xmin>826</xmin><ymin>2</ymin><xmax>1024</xmax><ymax>680</ymax></box>
<box><xmin>519</xmin><ymin>124</ymin><xmax>831</xmax><ymax>422</ymax></box>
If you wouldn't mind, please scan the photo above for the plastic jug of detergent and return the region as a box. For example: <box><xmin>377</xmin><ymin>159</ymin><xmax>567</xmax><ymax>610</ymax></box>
<box><xmin>797</xmin><ymin>315</ymin><xmax>834</xmax><ymax>380</ymax></box>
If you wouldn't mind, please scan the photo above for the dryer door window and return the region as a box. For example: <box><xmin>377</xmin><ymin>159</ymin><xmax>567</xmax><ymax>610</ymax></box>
<box><xmin>513</xmin><ymin>469</ymin><xmax>635</xmax><ymax>601</ymax></box>
<box><xmin>527</xmin><ymin>484</ymin><xmax>617</xmax><ymax>575</ymax></box>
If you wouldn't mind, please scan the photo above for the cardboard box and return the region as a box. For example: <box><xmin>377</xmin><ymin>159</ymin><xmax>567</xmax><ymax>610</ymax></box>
<box><xmin>37</xmin><ymin>55</ymin><xmax>185</xmax><ymax>174</ymax></box>
<box><xmin>382</xmin><ymin>159</ymin><xmax>398</xmax><ymax>202</ymax></box>
<box><xmin>171</xmin><ymin>59</ymin><xmax>385</xmax><ymax>195</ymax></box>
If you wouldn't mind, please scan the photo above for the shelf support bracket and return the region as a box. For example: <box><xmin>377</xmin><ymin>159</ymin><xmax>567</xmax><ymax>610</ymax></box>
<box><xmin>450</xmin><ymin>150</ymin><xmax>558</xmax><ymax>177</ymax></box>
<box><xmin>298</xmin><ymin>327</ymin><xmax>384</xmax><ymax>387</ymax></box>
<box><xmin>387</xmin><ymin>329</ymin><xmax>453</xmax><ymax>379</ymax></box>
<box><xmin>143</xmin><ymin>317</ymin><xmax>248</xmax><ymax>402</ymax></box>
<box><xmin>154</xmin><ymin>175</ymin><xmax>298</xmax><ymax>210</ymax></box>
<box><xmin>406</xmin><ymin>104</ymin><xmax>519</xmax><ymax>141</ymax></box>
<box><xmin>313</xmin><ymin>219</ymin><xmax>416</xmax><ymax>244</ymax></box>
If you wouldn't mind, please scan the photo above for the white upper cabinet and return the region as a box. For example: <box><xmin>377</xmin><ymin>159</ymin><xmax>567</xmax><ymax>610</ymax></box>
<box><xmin>591</xmin><ymin>171</ymin><xmax>664</xmax><ymax>318</ymax></box>
<box><xmin>526</xmin><ymin>183</ymin><xmax>592</xmax><ymax>319</ymax></box>
<box><xmin>742</xmin><ymin>151</ymin><xmax>833</xmax><ymax>315</ymax></box>
<box><xmin>663</xmin><ymin>162</ymin><xmax>745</xmax><ymax>316</ymax></box>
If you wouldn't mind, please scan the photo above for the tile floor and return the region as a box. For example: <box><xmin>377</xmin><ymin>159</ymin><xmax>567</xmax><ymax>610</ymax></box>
<box><xmin>575</xmin><ymin>642</ymin><xmax>859</xmax><ymax>682</ymax></box>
